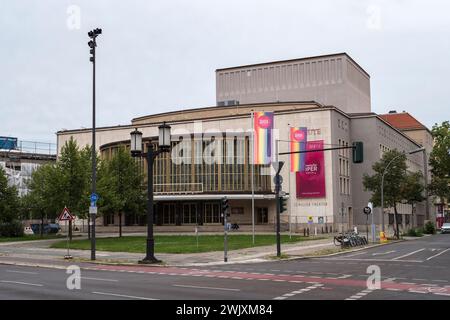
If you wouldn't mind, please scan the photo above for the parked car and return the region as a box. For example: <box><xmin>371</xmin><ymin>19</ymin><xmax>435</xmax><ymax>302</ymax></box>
<box><xmin>30</xmin><ymin>223</ymin><xmax>61</xmax><ymax>235</ymax></box>
<box><xmin>441</xmin><ymin>223</ymin><xmax>450</xmax><ymax>234</ymax></box>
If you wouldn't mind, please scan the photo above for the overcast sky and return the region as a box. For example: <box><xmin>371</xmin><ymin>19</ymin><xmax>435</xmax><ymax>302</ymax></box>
<box><xmin>1</xmin><ymin>0</ymin><xmax>449</xmax><ymax>143</ymax></box>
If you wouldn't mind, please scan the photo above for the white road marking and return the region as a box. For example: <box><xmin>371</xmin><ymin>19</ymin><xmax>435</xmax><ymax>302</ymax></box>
<box><xmin>345</xmin><ymin>289</ymin><xmax>374</xmax><ymax>300</ymax></box>
<box><xmin>6</xmin><ymin>270</ymin><xmax>39</xmax><ymax>275</ymax></box>
<box><xmin>384</xmin><ymin>278</ymin><xmax>396</xmax><ymax>282</ymax></box>
<box><xmin>81</xmin><ymin>277</ymin><xmax>119</xmax><ymax>282</ymax></box>
<box><xmin>322</xmin><ymin>258</ymin><xmax>423</xmax><ymax>263</ymax></box>
<box><xmin>434</xmin><ymin>293</ymin><xmax>450</xmax><ymax>297</ymax></box>
<box><xmin>345</xmin><ymin>252</ymin><xmax>368</xmax><ymax>258</ymax></box>
<box><xmin>273</xmin><ymin>283</ymin><xmax>322</xmax><ymax>300</ymax></box>
<box><xmin>0</xmin><ymin>280</ymin><xmax>43</xmax><ymax>287</ymax></box>
<box><xmin>173</xmin><ymin>284</ymin><xmax>240</xmax><ymax>292</ymax></box>
<box><xmin>392</xmin><ymin>249</ymin><xmax>425</xmax><ymax>261</ymax></box>
<box><xmin>372</xmin><ymin>250</ymin><xmax>396</xmax><ymax>256</ymax></box>
<box><xmin>426</xmin><ymin>248</ymin><xmax>450</xmax><ymax>261</ymax></box>
<box><xmin>91</xmin><ymin>292</ymin><xmax>157</xmax><ymax>300</ymax></box>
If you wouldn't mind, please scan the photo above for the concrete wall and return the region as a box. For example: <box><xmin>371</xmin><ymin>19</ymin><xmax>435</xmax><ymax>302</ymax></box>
<box><xmin>350</xmin><ymin>116</ymin><xmax>426</xmax><ymax>236</ymax></box>
<box><xmin>216</xmin><ymin>54</ymin><xmax>371</xmax><ymax>114</ymax></box>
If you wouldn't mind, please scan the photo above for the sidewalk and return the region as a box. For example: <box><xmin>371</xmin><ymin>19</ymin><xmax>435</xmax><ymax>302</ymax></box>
<box><xmin>0</xmin><ymin>236</ymin><xmax>336</xmax><ymax>268</ymax></box>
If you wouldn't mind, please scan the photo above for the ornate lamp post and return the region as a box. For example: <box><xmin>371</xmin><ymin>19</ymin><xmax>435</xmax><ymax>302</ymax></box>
<box><xmin>130</xmin><ymin>122</ymin><xmax>171</xmax><ymax>263</ymax></box>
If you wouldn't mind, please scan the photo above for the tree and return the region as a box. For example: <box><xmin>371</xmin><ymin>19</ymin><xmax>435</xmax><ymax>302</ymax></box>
<box><xmin>97</xmin><ymin>146</ymin><xmax>145</xmax><ymax>237</ymax></box>
<box><xmin>429</xmin><ymin>121</ymin><xmax>450</xmax><ymax>204</ymax></box>
<box><xmin>25</xmin><ymin>164</ymin><xmax>62</xmax><ymax>236</ymax></box>
<box><xmin>363</xmin><ymin>150</ymin><xmax>408</xmax><ymax>238</ymax></box>
<box><xmin>0</xmin><ymin>166</ymin><xmax>20</xmax><ymax>223</ymax></box>
<box><xmin>26</xmin><ymin>138</ymin><xmax>93</xmax><ymax>238</ymax></box>
<box><xmin>58</xmin><ymin>138</ymin><xmax>93</xmax><ymax>239</ymax></box>
<box><xmin>401</xmin><ymin>171</ymin><xmax>425</xmax><ymax>228</ymax></box>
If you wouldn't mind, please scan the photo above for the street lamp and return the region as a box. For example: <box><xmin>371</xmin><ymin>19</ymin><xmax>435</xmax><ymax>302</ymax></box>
<box><xmin>88</xmin><ymin>27</ymin><xmax>102</xmax><ymax>261</ymax></box>
<box><xmin>381</xmin><ymin>147</ymin><xmax>425</xmax><ymax>236</ymax></box>
<box><xmin>130</xmin><ymin>122</ymin><xmax>171</xmax><ymax>264</ymax></box>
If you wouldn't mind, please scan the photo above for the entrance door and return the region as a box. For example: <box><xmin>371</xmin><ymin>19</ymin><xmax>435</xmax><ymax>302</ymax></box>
<box><xmin>183</xmin><ymin>203</ymin><xmax>198</xmax><ymax>225</ymax></box>
<box><xmin>203</xmin><ymin>203</ymin><xmax>221</xmax><ymax>224</ymax></box>
<box><xmin>162</xmin><ymin>203</ymin><xmax>176</xmax><ymax>225</ymax></box>
<box><xmin>256</xmin><ymin>207</ymin><xmax>269</xmax><ymax>224</ymax></box>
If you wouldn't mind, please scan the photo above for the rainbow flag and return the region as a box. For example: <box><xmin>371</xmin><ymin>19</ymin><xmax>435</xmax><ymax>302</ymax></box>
<box><xmin>290</xmin><ymin>127</ymin><xmax>307</xmax><ymax>172</ymax></box>
<box><xmin>253</xmin><ymin>112</ymin><xmax>274</xmax><ymax>165</ymax></box>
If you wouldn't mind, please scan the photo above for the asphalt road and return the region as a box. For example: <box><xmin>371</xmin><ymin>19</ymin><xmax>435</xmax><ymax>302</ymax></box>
<box><xmin>0</xmin><ymin>234</ymin><xmax>449</xmax><ymax>300</ymax></box>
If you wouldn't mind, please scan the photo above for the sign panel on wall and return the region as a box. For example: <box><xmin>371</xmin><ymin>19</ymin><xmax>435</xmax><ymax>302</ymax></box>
<box><xmin>296</xmin><ymin>140</ymin><xmax>326</xmax><ymax>199</ymax></box>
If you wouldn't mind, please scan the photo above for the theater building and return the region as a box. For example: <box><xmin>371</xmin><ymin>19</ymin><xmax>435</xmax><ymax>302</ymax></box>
<box><xmin>57</xmin><ymin>53</ymin><xmax>433</xmax><ymax>235</ymax></box>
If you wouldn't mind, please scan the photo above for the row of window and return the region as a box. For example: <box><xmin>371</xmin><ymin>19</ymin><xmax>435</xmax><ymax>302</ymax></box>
<box><xmin>338</xmin><ymin>139</ymin><xmax>351</xmax><ymax>195</ymax></box>
<box><xmin>118</xmin><ymin>136</ymin><xmax>273</xmax><ymax>194</ymax></box>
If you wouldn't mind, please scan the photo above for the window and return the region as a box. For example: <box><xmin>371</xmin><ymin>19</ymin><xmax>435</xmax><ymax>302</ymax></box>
<box><xmin>389</xmin><ymin>214</ymin><xmax>394</xmax><ymax>225</ymax></box>
<box><xmin>204</xmin><ymin>203</ymin><xmax>221</xmax><ymax>224</ymax></box>
<box><xmin>257</xmin><ymin>207</ymin><xmax>269</xmax><ymax>224</ymax></box>
<box><xmin>231</xmin><ymin>207</ymin><xmax>244</xmax><ymax>215</ymax></box>
<box><xmin>338</xmin><ymin>139</ymin><xmax>350</xmax><ymax>195</ymax></box>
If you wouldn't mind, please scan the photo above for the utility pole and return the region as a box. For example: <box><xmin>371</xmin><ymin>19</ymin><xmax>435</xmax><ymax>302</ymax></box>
<box><xmin>88</xmin><ymin>28</ymin><xmax>102</xmax><ymax>261</ymax></box>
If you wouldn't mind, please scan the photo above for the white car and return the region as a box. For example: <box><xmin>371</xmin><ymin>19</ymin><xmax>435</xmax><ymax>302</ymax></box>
<box><xmin>24</xmin><ymin>226</ymin><xmax>34</xmax><ymax>235</ymax></box>
<box><xmin>441</xmin><ymin>223</ymin><xmax>450</xmax><ymax>233</ymax></box>
<box><xmin>441</xmin><ymin>223</ymin><xmax>450</xmax><ymax>234</ymax></box>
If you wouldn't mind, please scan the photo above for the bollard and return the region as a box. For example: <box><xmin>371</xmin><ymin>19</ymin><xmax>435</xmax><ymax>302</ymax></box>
<box><xmin>307</xmin><ymin>228</ymin><xmax>310</xmax><ymax>237</ymax></box>
<box><xmin>303</xmin><ymin>228</ymin><xmax>306</xmax><ymax>237</ymax></box>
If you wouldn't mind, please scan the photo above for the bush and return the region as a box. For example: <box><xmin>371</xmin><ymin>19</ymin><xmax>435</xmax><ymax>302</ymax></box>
<box><xmin>0</xmin><ymin>221</ymin><xmax>24</xmax><ymax>237</ymax></box>
<box><xmin>406</xmin><ymin>228</ymin><xmax>423</xmax><ymax>237</ymax></box>
<box><xmin>424</xmin><ymin>221</ymin><xmax>436</xmax><ymax>234</ymax></box>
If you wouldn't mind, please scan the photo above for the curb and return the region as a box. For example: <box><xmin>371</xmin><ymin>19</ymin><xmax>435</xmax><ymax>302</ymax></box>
<box><xmin>0</xmin><ymin>237</ymin><xmax>422</xmax><ymax>269</ymax></box>
<box><xmin>286</xmin><ymin>238</ymin><xmax>418</xmax><ymax>260</ymax></box>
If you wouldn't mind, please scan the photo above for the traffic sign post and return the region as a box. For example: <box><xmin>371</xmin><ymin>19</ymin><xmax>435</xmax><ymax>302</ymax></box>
<box><xmin>58</xmin><ymin>207</ymin><xmax>75</xmax><ymax>260</ymax></box>
<box><xmin>90</xmin><ymin>193</ymin><xmax>98</xmax><ymax>204</ymax></box>
<box><xmin>363</xmin><ymin>205</ymin><xmax>372</xmax><ymax>243</ymax></box>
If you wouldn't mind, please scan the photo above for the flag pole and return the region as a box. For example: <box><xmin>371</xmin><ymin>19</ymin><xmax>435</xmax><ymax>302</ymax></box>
<box><xmin>288</xmin><ymin>126</ymin><xmax>292</xmax><ymax>239</ymax></box>
<box><xmin>251</xmin><ymin>111</ymin><xmax>255</xmax><ymax>245</ymax></box>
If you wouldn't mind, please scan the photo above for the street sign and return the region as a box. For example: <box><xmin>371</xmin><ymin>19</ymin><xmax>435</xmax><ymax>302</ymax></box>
<box><xmin>58</xmin><ymin>207</ymin><xmax>74</xmax><ymax>221</ymax></box>
<box><xmin>307</xmin><ymin>216</ymin><xmax>314</xmax><ymax>224</ymax></box>
<box><xmin>363</xmin><ymin>207</ymin><xmax>372</xmax><ymax>215</ymax></box>
<box><xmin>90</xmin><ymin>193</ymin><xmax>98</xmax><ymax>203</ymax></box>
<box><xmin>273</xmin><ymin>175</ymin><xmax>283</xmax><ymax>186</ymax></box>
<box><xmin>89</xmin><ymin>206</ymin><xmax>98</xmax><ymax>215</ymax></box>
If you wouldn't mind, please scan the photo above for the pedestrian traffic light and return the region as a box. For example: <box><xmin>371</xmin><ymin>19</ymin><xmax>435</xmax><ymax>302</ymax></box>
<box><xmin>278</xmin><ymin>196</ymin><xmax>288</xmax><ymax>213</ymax></box>
<box><xmin>352</xmin><ymin>141</ymin><xmax>364</xmax><ymax>164</ymax></box>
<box><xmin>221</xmin><ymin>197</ymin><xmax>230</xmax><ymax>217</ymax></box>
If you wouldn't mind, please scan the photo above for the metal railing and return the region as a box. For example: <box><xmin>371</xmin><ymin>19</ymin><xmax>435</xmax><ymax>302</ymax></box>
<box><xmin>0</xmin><ymin>139</ymin><xmax>56</xmax><ymax>156</ymax></box>
<box><xmin>154</xmin><ymin>183</ymin><xmax>203</xmax><ymax>195</ymax></box>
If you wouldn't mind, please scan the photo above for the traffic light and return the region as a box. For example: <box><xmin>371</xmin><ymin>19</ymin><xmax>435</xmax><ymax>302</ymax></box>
<box><xmin>278</xmin><ymin>196</ymin><xmax>288</xmax><ymax>213</ymax></box>
<box><xmin>221</xmin><ymin>197</ymin><xmax>230</xmax><ymax>217</ymax></box>
<box><xmin>352</xmin><ymin>142</ymin><xmax>364</xmax><ymax>164</ymax></box>
<box><xmin>88</xmin><ymin>40</ymin><xmax>95</xmax><ymax>63</ymax></box>
<box><xmin>88</xmin><ymin>28</ymin><xmax>102</xmax><ymax>63</ymax></box>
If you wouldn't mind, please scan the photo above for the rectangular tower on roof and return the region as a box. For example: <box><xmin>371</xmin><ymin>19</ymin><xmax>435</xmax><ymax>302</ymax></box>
<box><xmin>216</xmin><ymin>53</ymin><xmax>371</xmax><ymax>114</ymax></box>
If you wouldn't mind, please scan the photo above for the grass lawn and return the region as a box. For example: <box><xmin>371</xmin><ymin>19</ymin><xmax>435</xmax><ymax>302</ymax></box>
<box><xmin>0</xmin><ymin>234</ymin><xmax>65</xmax><ymax>243</ymax></box>
<box><xmin>51</xmin><ymin>234</ymin><xmax>325</xmax><ymax>254</ymax></box>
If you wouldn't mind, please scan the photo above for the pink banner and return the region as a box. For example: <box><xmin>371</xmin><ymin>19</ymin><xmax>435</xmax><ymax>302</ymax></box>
<box><xmin>296</xmin><ymin>140</ymin><xmax>325</xmax><ymax>198</ymax></box>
